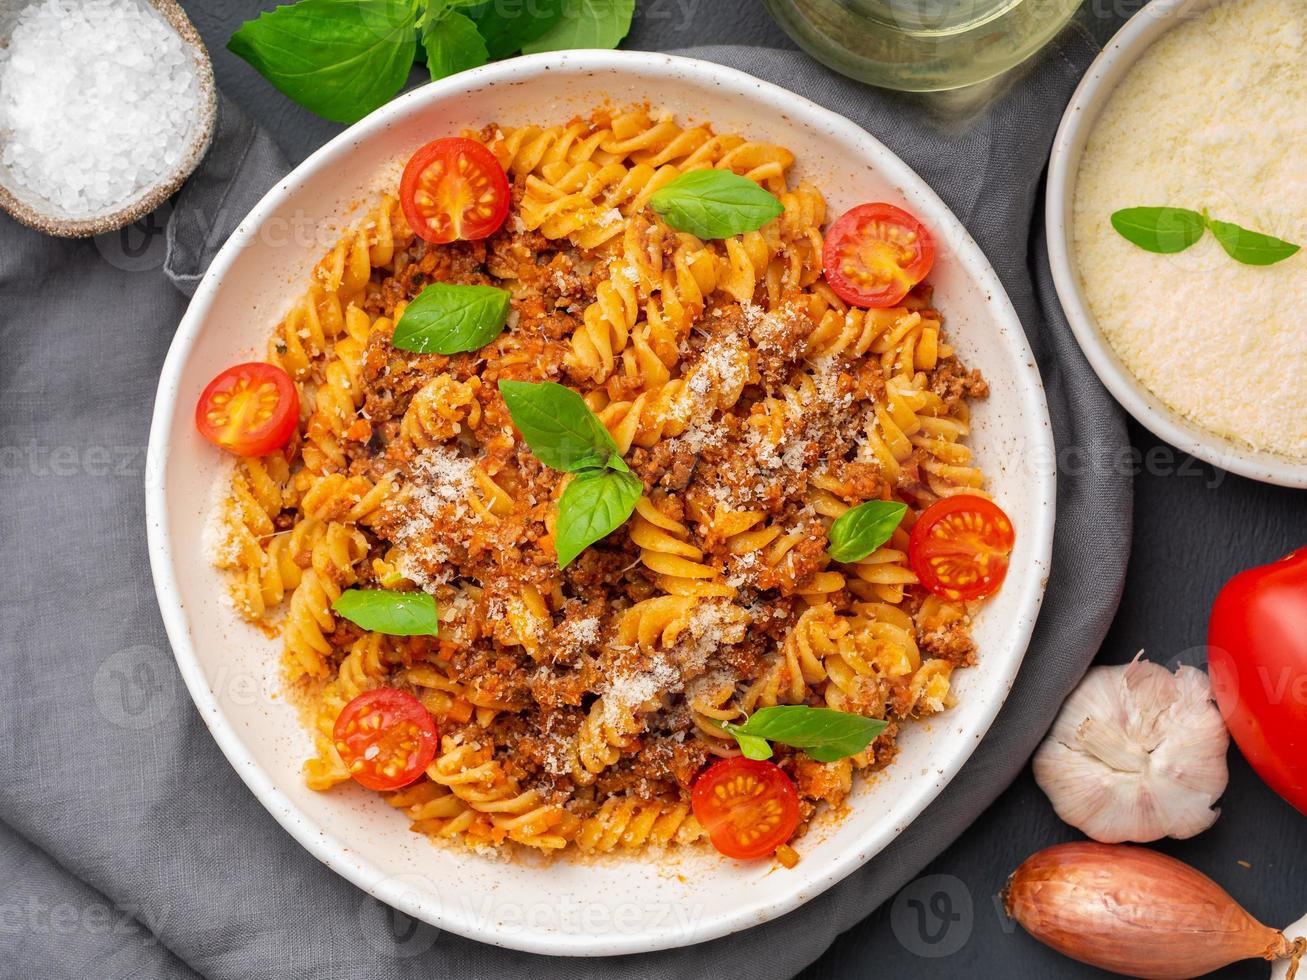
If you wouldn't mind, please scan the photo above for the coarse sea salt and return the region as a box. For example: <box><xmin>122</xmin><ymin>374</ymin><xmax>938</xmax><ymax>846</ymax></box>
<box><xmin>0</xmin><ymin>0</ymin><xmax>200</xmax><ymax>217</ymax></box>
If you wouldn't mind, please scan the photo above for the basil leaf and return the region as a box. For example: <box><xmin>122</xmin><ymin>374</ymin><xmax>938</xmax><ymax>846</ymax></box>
<box><xmin>228</xmin><ymin>0</ymin><xmax>418</xmax><ymax>125</ymax></box>
<box><xmin>554</xmin><ymin>468</ymin><xmax>642</xmax><ymax>568</ymax></box>
<box><xmin>464</xmin><ymin>0</ymin><xmax>566</xmax><ymax>60</ymax></box>
<box><xmin>521</xmin><ymin>0</ymin><xmax>634</xmax><ymax>53</ymax></box>
<box><xmin>733</xmin><ymin>731</ymin><xmax>774</xmax><ymax>761</ymax></box>
<box><xmin>421</xmin><ymin>9</ymin><xmax>488</xmax><ymax>80</ymax></box>
<box><xmin>1205</xmin><ymin>218</ymin><xmax>1301</xmax><ymax>267</ymax></box>
<box><xmin>332</xmin><ymin>589</ymin><xmax>439</xmax><ymax>636</ymax></box>
<box><xmin>497</xmin><ymin>380</ymin><xmax>619</xmax><ymax>472</ymax></box>
<box><xmin>649</xmin><ymin>170</ymin><xmax>784</xmax><ymax>239</ymax></box>
<box><xmin>1109</xmin><ymin>207</ymin><xmax>1206</xmax><ymax>254</ymax></box>
<box><xmin>827</xmin><ymin>500</ymin><xmax>907</xmax><ymax>563</ymax></box>
<box><xmin>723</xmin><ymin>706</ymin><xmax>888</xmax><ymax>763</ymax></box>
<box><xmin>392</xmin><ymin>283</ymin><xmax>510</xmax><ymax>354</ymax></box>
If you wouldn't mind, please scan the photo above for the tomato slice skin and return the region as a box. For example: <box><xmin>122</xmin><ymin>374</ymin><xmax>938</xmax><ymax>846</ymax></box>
<box><xmin>195</xmin><ymin>362</ymin><xmax>299</xmax><ymax>457</ymax></box>
<box><xmin>1208</xmin><ymin>548</ymin><xmax>1307</xmax><ymax>816</ymax></box>
<box><xmin>333</xmin><ymin>688</ymin><xmax>439</xmax><ymax>792</ymax></box>
<box><xmin>400</xmin><ymin>137</ymin><xmax>510</xmax><ymax>245</ymax></box>
<box><xmin>909</xmin><ymin>495</ymin><xmax>1014</xmax><ymax>601</ymax></box>
<box><xmin>691</xmin><ymin>757</ymin><xmax>800</xmax><ymax>860</ymax></box>
<box><xmin>822</xmin><ymin>202</ymin><xmax>935</xmax><ymax>308</ymax></box>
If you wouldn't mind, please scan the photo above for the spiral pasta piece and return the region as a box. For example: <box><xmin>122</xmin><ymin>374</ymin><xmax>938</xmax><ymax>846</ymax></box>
<box><xmin>283</xmin><ymin>522</ymin><xmax>369</xmax><ymax>679</ymax></box>
<box><xmin>400</xmin><ymin>374</ymin><xmax>482</xmax><ymax>449</ymax></box>
<box><xmin>576</xmin><ymin>798</ymin><xmax>703</xmax><ymax>852</ymax></box>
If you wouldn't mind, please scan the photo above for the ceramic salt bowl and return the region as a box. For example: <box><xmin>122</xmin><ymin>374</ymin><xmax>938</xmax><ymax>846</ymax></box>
<box><xmin>0</xmin><ymin>0</ymin><xmax>216</xmax><ymax>238</ymax></box>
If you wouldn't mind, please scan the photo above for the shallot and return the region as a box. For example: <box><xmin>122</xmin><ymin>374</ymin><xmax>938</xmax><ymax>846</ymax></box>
<box><xmin>1004</xmin><ymin>842</ymin><xmax>1304</xmax><ymax>980</ymax></box>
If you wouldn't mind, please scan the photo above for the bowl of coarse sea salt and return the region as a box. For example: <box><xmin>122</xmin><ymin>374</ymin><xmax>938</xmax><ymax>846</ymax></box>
<box><xmin>0</xmin><ymin>0</ymin><xmax>216</xmax><ymax>237</ymax></box>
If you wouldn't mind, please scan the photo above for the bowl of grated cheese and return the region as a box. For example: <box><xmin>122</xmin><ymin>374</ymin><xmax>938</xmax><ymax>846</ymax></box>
<box><xmin>1047</xmin><ymin>0</ymin><xmax>1307</xmax><ymax>487</ymax></box>
<box><xmin>0</xmin><ymin>0</ymin><xmax>216</xmax><ymax>238</ymax></box>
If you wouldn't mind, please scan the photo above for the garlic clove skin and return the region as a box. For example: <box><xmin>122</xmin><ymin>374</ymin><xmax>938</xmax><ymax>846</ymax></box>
<box><xmin>1033</xmin><ymin>655</ymin><xmax>1230</xmax><ymax>843</ymax></box>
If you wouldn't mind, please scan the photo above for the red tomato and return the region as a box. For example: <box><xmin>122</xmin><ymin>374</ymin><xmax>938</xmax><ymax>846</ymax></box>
<box><xmin>400</xmin><ymin>137</ymin><xmax>510</xmax><ymax>244</ymax></box>
<box><xmin>691</xmin><ymin>757</ymin><xmax>800</xmax><ymax>860</ymax></box>
<box><xmin>333</xmin><ymin>688</ymin><xmax>439</xmax><ymax>792</ymax></box>
<box><xmin>194</xmin><ymin>362</ymin><xmax>299</xmax><ymax>457</ymax></box>
<box><xmin>909</xmin><ymin>495</ymin><xmax>1014</xmax><ymax>601</ymax></box>
<box><xmin>822</xmin><ymin>202</ymin><xmax>935</xmax><ymax>308</ymax></box>
<box><xmin>1208</xmin><ymin>548</ymin><xmax>1307</xmax><ymax>816</ymax></box>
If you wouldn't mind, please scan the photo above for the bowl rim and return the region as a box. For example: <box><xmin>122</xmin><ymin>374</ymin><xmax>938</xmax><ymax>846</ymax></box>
<box><xmin>0</xmin><ymin>0</ymin><xmax>217</xmax><ymax>239</ymax></box>
<box><xmin>146</xmin><ymin>49</ymin><xmax>1056</xmax><ymax>955</ymax></box>
<box><xmin>1045</xmin><ymin>0</ymin><xmax>1307</xmax><ymax>488</ymax></box>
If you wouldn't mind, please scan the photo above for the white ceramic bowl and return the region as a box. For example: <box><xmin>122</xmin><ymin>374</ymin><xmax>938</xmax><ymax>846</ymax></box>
<box><xmin>1046</xmin><ymin>0</ymin><xmax>1307</xmax><ymax>488</ymax></box>
<box><xmin>146</xmin><ymin>51</ymin><xmax>1055</xmax><ymax>956</ymax></box>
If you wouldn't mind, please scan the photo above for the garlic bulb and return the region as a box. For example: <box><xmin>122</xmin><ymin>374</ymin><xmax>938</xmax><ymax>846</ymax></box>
<box><xmin>1033</xmin><ymin>655</ymin><xmax>1229</xmax><ymax>843</ymax></box>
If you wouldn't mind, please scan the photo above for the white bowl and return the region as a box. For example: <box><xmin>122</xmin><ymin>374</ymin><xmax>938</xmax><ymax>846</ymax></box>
<box><xmin>146</xmin><ymin>51</ymin><xmax>1055</xmax><ymax>956</ymax></box>
<box><xmin>1046</xmin><ymin>0</ymin><xmax>1307</xmax><ymax>488</ymax></box>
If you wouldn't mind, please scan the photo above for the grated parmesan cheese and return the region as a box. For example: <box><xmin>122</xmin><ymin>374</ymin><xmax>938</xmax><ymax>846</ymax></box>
<box><xmin>1073</xmin><ymin>0</ymin><xmax>1307</xmax><ymax>461</ymax></box>
<box><xmin>671</xmin><ymin>599</ymin><xmax>751</xmax><ymax>677</ymax></box>
<box><xmin>600</xmin><ymin>655</ymin><xmax>680</xmax><ymax>730</ymax></box>
<box><xmin>390</xmin><ymin>446</ymin><xmax>480</xmax><ymax>585</ymax></box>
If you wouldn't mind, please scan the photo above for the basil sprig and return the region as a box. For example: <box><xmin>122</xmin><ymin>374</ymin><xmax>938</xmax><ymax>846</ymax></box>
<box><xmin>498</xmin><ymin>380</ymin><xmax>623</xmax><ymax>472</ymax></box>
<box><xmin>420</xmin><ymin>8</ymin><xmax>487</xmax><ymax>81</ymax></box>
<box><xmin>497</xmin><ymin>380</ymin><xmax>641</xmax><ymax>568</ymax></box>
<box><xmin>1110</xmin><ymin>207</ymin><xmax>1206</xmax><ymax>255</ymax></box>
<box><xmin>555</xmin><ymin>468</ymin><xmax>643</xmax><ymax>568</ymax></box>
<box><xmin>521</xmin><ymin>0</ymin><xmax>635</xmax><ymax>54</ymax></box>
<box><xmin>717</xmin><ymin>706</ymin><xmax>889</xmax><ymax>762</ymax></box>
<box><xmin>649</xmin><ymin>170</ymin><xmax>784</xmax><ymax>239</ymax></box>
<box><xmin>229</xmin><ymin>0</ymin><xmax>419</xmax><ymax>125</ymax></box>
<box><xmin>827</xmin><ymin>500</ymin><xmax>907</xmax><ymax>563</ymax></box>
<box><xmin>1205</xmin><ymin>217</ymin><xmax>1301</xmax><ymax>267</ymax></box>
<box><xmin>392</xmin><ymin>283</ymin><xmax>511</xmax><ymax>355</ymax></box>
<box><xmin>333</xmin><ymin>589</ymin><xmax>439</xmax><ymax>636</ymax></box>
<box><xmin>230</xmin><ymin>0</ymin><xmax>635</xmax><ymax>122</ymax></box>
<box><xmin>1111</xmin><ymin>206</ymin><xmax>1300</xmax><ymax>266</ymax></box>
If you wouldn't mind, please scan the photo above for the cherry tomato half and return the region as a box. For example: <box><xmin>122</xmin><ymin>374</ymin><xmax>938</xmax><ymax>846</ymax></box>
<box><xmin>400</xmin><ymin>137</ymin><xmax>510</xmax><ymax>245</ymax></box>
<box><xmin>333</xmin><ymin>688</ymin><xmax>439</xmax><ymax>792</ymax></box>
<box><xmin>1208</xmin><ymin>548</ymin><xmax>1307</xmax><ymax>816</ymax></box>
<box><xmin>909</xmin><ymin>495</ymin><xmax>1014</xmax><ymax>601</ymax></box>
<box><xmin>822</xmin><ymin>202</ymin><xmax>935</xmax><ymax>308</ymax></box>
<box><xmin>195</xmin><ymin>362</ymin><xmax>299</xmax><ymax>457</ymax></box>
<box><xmin>691</xmin><ymin>757</ymin><xmax>800</xmax><ymax>860</ymax></box>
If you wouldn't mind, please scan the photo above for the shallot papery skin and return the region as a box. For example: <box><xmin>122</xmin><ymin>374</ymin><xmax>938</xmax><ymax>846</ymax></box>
<box><xmin>1005</xmin><ymin>843</ymin><xmax>1294</xmax><ymax>980</ymax></box>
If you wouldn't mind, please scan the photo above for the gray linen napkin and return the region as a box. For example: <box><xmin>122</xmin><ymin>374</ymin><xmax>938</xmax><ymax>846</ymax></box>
<box><xmin>0</xmin><ymin>42</ymin><xmax>1128</xmax><ymax>980</ymax></box>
